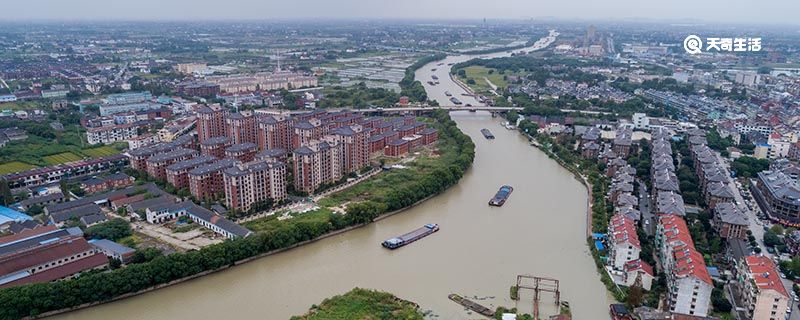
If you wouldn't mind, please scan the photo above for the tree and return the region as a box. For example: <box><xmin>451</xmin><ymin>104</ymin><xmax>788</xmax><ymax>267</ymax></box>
<box><xmin>109</xmin><ymin>258</ymin><xmax>122</xmax><ymax>269</ymax></box>
<box><xmin>84</xmin><ymin>218</ymin><xmax>133</xmax><ymax>241</ymax></box>
<box><xmin>771</xmin><ymin>225</ymin><xmax>785</xmax><ymax>236</ymax></box>
<box><xmin>711</xmin><ymin>286</ymin><xmax>732</xmax><ymax>312</ymax></box>
<box><xmin>626</xmin><ymin>285</ymin><xmax>644</xmax><ymax>307</ymax></box>
<box><xmin>0</xmin><ymin>179</ymin><xmax>12</xmax><ymax>206</ymax></box>
<box><xmin>764</xmin><ymin>231</ymin><xmax>783</xmax><ymax>247</ymax></box>
<box><xmin>26</xmin><ymin>204</ymin><xmax>43</xmax><ymax>216</ymax></box>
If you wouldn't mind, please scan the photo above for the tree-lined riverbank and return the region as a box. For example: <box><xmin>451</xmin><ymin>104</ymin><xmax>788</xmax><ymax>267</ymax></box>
<box><xmin>0</xmin><ymin>110</ymin><xmax>474</xmax><ymax>320</ymax></box>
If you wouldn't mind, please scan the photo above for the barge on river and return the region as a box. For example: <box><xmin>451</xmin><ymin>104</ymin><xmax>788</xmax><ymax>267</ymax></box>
<box><xmin>480</xmin><ymin>128</ymin><xmax>495</xmax><ymax>139</ymax></box>
<box><xmin>488</xmin><ymin>185</ymin><xmax>513</xmax><ymax>206</ymax></box>
<box><xmin>448</xmin><ymin>294</ymin><xmax>494</xmax><ymax>317</ymax></box>
<box><xmin>381</xmin><ymin>224</ymin><xmax>439</xmax><ymax>249</ymax></box>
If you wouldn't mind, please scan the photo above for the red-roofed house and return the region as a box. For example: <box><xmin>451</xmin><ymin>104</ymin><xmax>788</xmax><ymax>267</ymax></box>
<box><xmin>656</xmin><ymin>215</ymin><xmax>713</xmax><ymax>317</ymax></box>
<box><xmin>622</xmin><ymin>259</ymin><xmax>654</xmax><ymax>290</ymax></box>
<box><xmin>608</xmin><ymin>213</ymin><xmax>641</xmax><ymax>270</ymax></box>
<box><xmin>737</xmin><ymin>255</ymin><xmax>790</xmax><ymax>320</ymax></box>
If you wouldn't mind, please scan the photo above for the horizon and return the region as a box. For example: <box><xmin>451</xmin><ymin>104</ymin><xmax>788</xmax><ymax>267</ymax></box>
<box><xmin>1</xmin><ymin>0</ymin><xmax>798</xmax><ymax>26</ymax></box>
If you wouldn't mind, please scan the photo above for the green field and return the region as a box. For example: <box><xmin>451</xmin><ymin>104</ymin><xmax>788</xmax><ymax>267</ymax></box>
<box><xmin>461</xmin><ymin>65</ymin><xmax>510</xmax><ymax>94</ymax></box>
<box><xmin>0</xmin><ymin>161</ymin><xmax>37</xmax><ymax>175</ymax></box>
<box><xmin>0</xmin><ymin>101</ymin><xmax>49</xmax><ymax>111</ymax></box>
<box><xmin>243</xmin><ymin>208</ymin><xmax>332</xmax><ymax>233</ymax></box>
<box><xmin>43</xmin><ymin>152</ymin><xmax>83</xmax><ymax>165</ymax></box>
<box><xmin>81</xmin><ymin>145</ymin><xmax>122</xmax><ymax>158</ymax></box>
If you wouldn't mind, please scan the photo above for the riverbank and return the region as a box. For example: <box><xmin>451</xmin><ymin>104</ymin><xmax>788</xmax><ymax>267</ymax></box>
<box><xmin>0</xmin><ymin>110</ymin><xmax>475</xmax><ymax>320</ymax></box>
<box><xmin>516</xmin><ymin>127</ymin><xmax>625</xmax><ymax>302</ymax></box>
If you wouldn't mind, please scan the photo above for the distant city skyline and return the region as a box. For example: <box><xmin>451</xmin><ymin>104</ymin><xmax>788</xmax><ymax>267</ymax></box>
<box><xmin>2</xmin><ymin>0</ymin><xmax>799</xmax><ymax>26</ymax></box>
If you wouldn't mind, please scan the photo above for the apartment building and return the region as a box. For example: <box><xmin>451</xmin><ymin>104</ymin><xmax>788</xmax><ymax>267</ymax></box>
<box><xmin>330</xmin><ymin>125</ymin><xmax>370</xmax><ymax>173</ymax></box>
<box><xmin>657</xmin><ymin>215</ymin><xmax>713</xmax><ymax>317</ymax></box>
<box><xmin>737</xmin><ymin>255</ymin><xmax>790</xmax><ymax>320</ymax></box>
<box><xmin>200</xmin><ymin>136</ymin><xmax>232</xmax><ymax>159</ymax></box>
<box><xmin>86</xmin><ymin>123</ymin><xmax>140</xmax><ymax>145</ymax></box>
<box><xmin>224</xmin><ymin>142</ymin><xmax>258</xmax><ymax>163</ymax></box>
<box><xmin>226</xmin><ymin>111</ymin><xmax>258</xmax><ymax>145</ymax></box>
<box><xmin>165</xmin><ymin>155</ymin><xmax>216</xmax><ymax>189</ymax></box>
<box><xmin>188</xmin><ymin>159</ymin><xmax>237</xmax><ymax>201</ymax></box>
<box><xmin>713</xmin><ymin>203</ymin><xmax>748</xmax><ymax>239</ymax></box>
<box><xmin>292</xmin><ymin>118</ymin><xmax>327</xmax><ymax>149</ymax></box>
<box><xmin>196</xmin><ymin>104</ymin><xmax>228</xmax><ymax>143</ymax></box>
<box><xmin>293</xmin><ymin>139</ymin><xmax>344</xmax><ymax>193</ymax></box>
<box><xmin>222</xmin><ymin>160</ymin><xmax>287</xmax><ymax>212</ymax></box>
<box><xmin>257</xmin><ymin>114</ymin><xmax>293</xmax><ymax>151</ymax></box>
<box><xmin>753</xmin><ymin>170</ymin><xmax>800</xmax><ymax>226</ymax></box>
<box><xmin>607</xmin><ymin>213</ymin><xmax>641</xmax><ymax>270</ymax></box>
<box><xmin>128</xmin><ymin>135</ymin><xmax>195</xmax><ymax>171</ymax></box>
<box><xmin>145</xmin><ymin>148</ymin><xmax>198</xmax><ymax>180</ymax></box>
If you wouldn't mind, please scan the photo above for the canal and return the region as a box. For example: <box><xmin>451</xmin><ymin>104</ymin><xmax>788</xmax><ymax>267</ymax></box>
<box><xmin>53</xmin><ymin>111</ymin><xmax>611</xmax><ymax>319</ymax></box>
<box><xmin>52</xmin><ymin>30</ymin><xmax>612</xmax><ymax>319</ymax></box>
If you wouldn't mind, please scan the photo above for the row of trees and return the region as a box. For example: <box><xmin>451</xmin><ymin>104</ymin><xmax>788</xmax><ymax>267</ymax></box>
<box><xmin>0</xmin><ymin>110</ymin><xmax>476</xmax><ymax>320</ymax></box>
<box><xmin>399</xmin><ymin>53</ymin><xmax>447</xmax><ymax>102</ymax></box>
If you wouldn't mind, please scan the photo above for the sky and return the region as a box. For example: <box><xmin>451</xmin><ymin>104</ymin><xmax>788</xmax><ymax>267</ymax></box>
<box><xmin>2</xmin><ymin>0</ymin><xmax>798</xmax><ymax>25</ymax></box>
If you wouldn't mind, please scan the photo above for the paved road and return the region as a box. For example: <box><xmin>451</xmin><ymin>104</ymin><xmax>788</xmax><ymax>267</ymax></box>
<box><xmin>638</xmin><ymin>179</ymin><xmax>655</xmax><ymax>236</ymax></box>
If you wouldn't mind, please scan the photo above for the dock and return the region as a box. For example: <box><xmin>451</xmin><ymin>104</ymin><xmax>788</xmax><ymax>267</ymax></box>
<box><xmin>448</xmin><ymin>294</ymin><xmax>494</xmax><ymax>317</ymax></box>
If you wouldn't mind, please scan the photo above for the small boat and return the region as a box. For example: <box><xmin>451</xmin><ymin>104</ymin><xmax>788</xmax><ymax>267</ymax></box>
<box><xmin>480</xmin><ymin>128</ymin><xmax>494</xmax><ymax>139</ymax></box>
<box><xmin>445</xmin><ymin>91</ymin><xmax>452</xmax><ymax>97</ymax></box>
<box><xmin>489</xmin><ymin>185</ymin><xmax>513</xmax><ymax>206</ymax></box>
<box><xmin>382</xmin><ymin>224</ymin><xmax>439</xmax><ymax>249</ymax></box>
<box><xmin>448</xmin><ymin>294</ymin><xmax>494</xmax><ymax>317</ymax></box>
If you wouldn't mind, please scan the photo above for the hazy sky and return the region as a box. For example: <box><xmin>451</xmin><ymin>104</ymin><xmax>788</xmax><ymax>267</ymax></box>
<box><xmin>3</xmin><ymin>0</ymin><xmax>798</xmax><ymax>25</ymax></box>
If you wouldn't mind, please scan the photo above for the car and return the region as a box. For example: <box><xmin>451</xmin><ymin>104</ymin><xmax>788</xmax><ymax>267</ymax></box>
<box><xmin>794</xmin><ymin>296</ymin><xmax>799</xmax><ymax>302</ymax></box>
<box><xmin>781</xmin><ymin>272</ymin><xmax>787</xmax><ymax>279</ymax></box>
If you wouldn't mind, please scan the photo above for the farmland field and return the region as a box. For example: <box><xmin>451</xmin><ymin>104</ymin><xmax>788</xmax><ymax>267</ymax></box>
<box><xmin>81</xmin><ymin>145</ymin><xmax>122</xmax><ymax>158</ymax></box>
<box><xmin>43</xmin><ymin>152</ymin><xmax>83</xmax><ymax>165</ymax></box>
<box><xmin>0</xmin><ymin>161</ymin><xmax>37</xmax><ymax>175</ymax></box>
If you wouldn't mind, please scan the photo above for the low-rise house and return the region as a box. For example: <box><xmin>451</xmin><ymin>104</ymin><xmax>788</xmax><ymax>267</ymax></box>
<box><xmin>142</xmin><ymin>201</ymin><xmax>251</xmax><ymax>239</ymax></box>
<box><xmin>79</xmin><ymin>213</ymin><xmax>108</xmax><ymax>227</ymax></box>
<box><xmin>89</xmin><ymin>239</ymin><xmax>135</xmax><ymax>264</ymax></box>
<box><xmin>0</xmin><ymin>234</ymin><xmax>108</xmax><ymax>288</ymax></box>
<box><xmin>19</xmin><ymin>192</ymin><xmax>64</xmax><ymax>211</ymax></box>
<box><xmin>49</xmin><ymin>203</ymin><xmax>103</xmax><ymax>227</ymax></box>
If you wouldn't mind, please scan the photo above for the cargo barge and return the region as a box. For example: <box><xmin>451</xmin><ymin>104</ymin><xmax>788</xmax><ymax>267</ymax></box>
<box><xmin>488</xmin><ymin>185</ymin><xmax>513</xmax><ymax>206</ymax></box>
<box><xmin>480</xmin><ymin>128</ymin><xmax>495</xmax><ymax>139</ymax></box>
<box><xmin>381</xmin><ymin>224</ymin><xmax>439</xmax><ymax>249</ymax></box>
<box><xmin>448</xmin><ymin>294</ymin><xmax>494</xmax><ymax>317</ymax></box>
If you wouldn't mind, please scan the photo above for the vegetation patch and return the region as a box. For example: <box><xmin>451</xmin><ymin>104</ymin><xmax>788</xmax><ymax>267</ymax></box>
<box><xmin>290</xmin><ymin>288</ymin><xmax>422</xmax><ymax>320</ymax></box>
<box><xmin>0</xmin><ymin>161</ymin><xmax>37</xmax><ymax>175</ymax></box>
<box><xmin>42</xmin><ymin>152</ymin><xmax>82</xmax><ymax>165</ymax></box>
<box><xmin>81</xmin><ymin>145</ymin><xmax>123</xmax><ymax>158</ymax></box>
